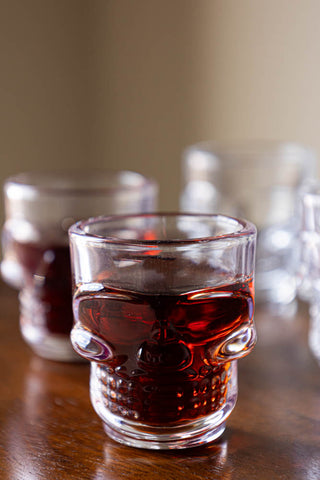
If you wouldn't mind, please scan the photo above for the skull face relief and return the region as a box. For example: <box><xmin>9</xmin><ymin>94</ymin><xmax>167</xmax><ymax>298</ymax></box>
<box><xmin>71</xmin><ymin>278</ymin><xmax>255</xmax><ymax>425</ymax></box>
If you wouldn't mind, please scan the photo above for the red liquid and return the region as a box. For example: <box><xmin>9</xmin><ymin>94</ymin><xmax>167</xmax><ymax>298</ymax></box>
<box><xmin>74</xmin><ymin>278</ymin><xmax>254</xmax><ymax>425</ymax></box>
<box><xmin>10</xmin><ymin>240</ymin><xmax>73</xmax><ymax>335</ymax></box>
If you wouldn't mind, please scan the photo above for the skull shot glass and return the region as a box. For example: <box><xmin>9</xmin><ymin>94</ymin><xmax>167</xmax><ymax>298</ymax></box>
<box><xmin>1</xmin><ymin>170</ymin><xmax>157</xmax><ymax>361</ymax></box>
<box><xmin>69</xmin><ymin>213</ymin><xmax>257</xmax><ymax>449</ymax></box>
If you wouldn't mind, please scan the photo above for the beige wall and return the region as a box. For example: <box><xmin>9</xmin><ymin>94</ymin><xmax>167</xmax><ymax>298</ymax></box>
<box><xmin>1</xmin><ymin>0</ymin><xmax>320</xmax><ymax>217</ymax></box>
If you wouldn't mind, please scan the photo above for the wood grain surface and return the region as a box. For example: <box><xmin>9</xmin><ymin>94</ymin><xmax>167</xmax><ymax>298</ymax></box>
<box><xmin>0</xmin><ymin>281</ymin><xmax>319</xmax><ymax>480</ymax></box>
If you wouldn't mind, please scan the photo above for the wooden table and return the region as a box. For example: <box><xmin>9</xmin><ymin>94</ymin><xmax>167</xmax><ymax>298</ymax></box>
<box><xmin>0</xmin><ymin>280</ymin><xmax>319</xmax><ymax>480</ymax></box>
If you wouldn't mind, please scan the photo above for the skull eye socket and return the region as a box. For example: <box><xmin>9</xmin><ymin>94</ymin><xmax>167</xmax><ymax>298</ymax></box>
<box><xmin>173</xmin><ymin>293</ymin><xmax>254</xmax><ymax>345</ymax></box>
<box><xmin>74</xmin><ymin>292</ymin><xmax>156</xmax><ymax>345</ymax></box>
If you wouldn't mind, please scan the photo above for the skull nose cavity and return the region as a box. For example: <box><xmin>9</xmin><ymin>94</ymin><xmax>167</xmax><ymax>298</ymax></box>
<box><xmin>71</xmin><ymin>324</ymin><xmax>113</xmax><ymax>362</ymax></box>
<box><xmin>137</xmin><ymin>340</ymin><xmax>191</xmax><ymax>371</ymax></box>
<box><xmin>215</xmin><ymin>324</ymin><xmax>256</xmax><ymax>362</ymax></box>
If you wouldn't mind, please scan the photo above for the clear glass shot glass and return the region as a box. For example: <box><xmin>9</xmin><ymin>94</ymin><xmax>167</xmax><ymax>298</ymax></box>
<box><xmin>69</xmin><ymin>213</ymin><xmax>257</xmax><ymax>449</ymax></box>
<box><xmin>180</xmin><ymin>140</ymin><xmax>316</xmax><ymax>312</ymax></box>
<box><xmin>1</xmin><ymin>170</ymin><xmax>158</xmax><ymax>361</ymax></box>
<box><xmin>296</xmin><ymin>181</ymin><xmax>320</xmax><ymax>364</ymax></box>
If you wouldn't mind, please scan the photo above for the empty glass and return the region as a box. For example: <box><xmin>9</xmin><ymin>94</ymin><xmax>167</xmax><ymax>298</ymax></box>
<box><xmin>1</xmin><ymin>170</ymin><xmax>158</xmax><ymax>361</ymax></box>
<box><xmin>296</xmin><ymin>181</ymin><xmax>320</xmax><ymax>364</ymax></box>
<box><xmin>180</xmin><ymin>140</ymin><xmax>316</xmax><ymax>311</ymax></box>
<box><xmin>69</xmin><ymin>213</ymin><xmax>257</xmax><ymax>449</ymax></box>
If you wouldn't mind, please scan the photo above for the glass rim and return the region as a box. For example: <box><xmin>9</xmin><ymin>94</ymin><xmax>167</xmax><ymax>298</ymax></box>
<box><xmin>69</xmin><ymin>212</ymin><xmax>257</xmax><ymax>246</ymax></box>
<box><xmin>183</xmin><ymin>139</ymin><xmax>316</xmax><ymax>165</ymax></box>
<box><xmin>4</xmin><ymin>169</ymin><xmax>157</xmax><ymax>197</ymax></box>
<box><xmin>299</xmin><ymin>180</ymin><xmax>320</xmax><ymax>200</ymax></box>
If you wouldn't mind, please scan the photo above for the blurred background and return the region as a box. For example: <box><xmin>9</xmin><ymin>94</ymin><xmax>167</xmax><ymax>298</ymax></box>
<box><xmin>1</xmin><ymin>0</ymin><xmax>320</xmax><ymax>218</ymax></box>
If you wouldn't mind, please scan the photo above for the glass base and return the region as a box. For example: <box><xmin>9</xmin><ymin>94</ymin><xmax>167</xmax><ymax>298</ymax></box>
<box><xmin>90</xmin><ymin>362</ymin><xmax>238</xmax><ymax>450</ymax></box>
<box><xmin>21</xmin><ymin>323</ymin><xmax>83</xmax><ymax>362</ymax></box>
<box><xmin>101</xmin><ymin>412</ymin><xmax>226</xmax><ymax>450</ymax></box>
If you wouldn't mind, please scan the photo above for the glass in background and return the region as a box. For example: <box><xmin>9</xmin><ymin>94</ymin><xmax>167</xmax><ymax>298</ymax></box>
<box><xmin>1</xmin><ymin>170</ymin><xmax>158</xmax><ymax>361</ymax></box>
<box><xmin>180</xmin><ymin>140</ymin><xmax>317</xmax><ymax>312</ymax></box>
<box><xmin>296</xmin><ymin>181</ymin><xmax>320</xmax><ymax>364</ymax></box>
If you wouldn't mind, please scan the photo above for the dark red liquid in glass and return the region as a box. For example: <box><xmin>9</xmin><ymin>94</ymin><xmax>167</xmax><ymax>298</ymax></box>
<box><xmin>74</xmin><ymin>278</ymin><xmax>254</xmax><ymax>425</ymax></box>
<box><xmin>12</xmin><ymin>240</ymin><xmax>73</xmax><ymax>335</ymax></box>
